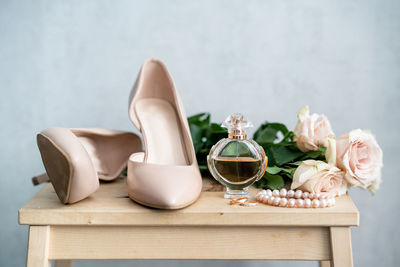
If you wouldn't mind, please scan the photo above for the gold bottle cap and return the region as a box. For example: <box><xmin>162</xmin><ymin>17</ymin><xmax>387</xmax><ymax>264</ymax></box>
<box><xmin>222</xmin><ymin>113</ymin><xmax>253</xmax><ymax>140</ymax></box>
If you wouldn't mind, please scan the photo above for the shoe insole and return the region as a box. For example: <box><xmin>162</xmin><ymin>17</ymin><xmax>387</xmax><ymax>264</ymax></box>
<box><xmin>135</xmin><ymin>98</ymin><xmax>188</xmax><ymax>165</ymax></box>
<box><xmin>75</xmin><ymin>133</ymin><xmax>140</xmax><ymax>180</ymax></box>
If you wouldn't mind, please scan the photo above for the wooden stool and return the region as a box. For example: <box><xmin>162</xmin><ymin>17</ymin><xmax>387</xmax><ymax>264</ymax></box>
<box><xmin>19</xmin><ymin>178</ymin><xmax>359</xmax><ymax>267</ymax></box>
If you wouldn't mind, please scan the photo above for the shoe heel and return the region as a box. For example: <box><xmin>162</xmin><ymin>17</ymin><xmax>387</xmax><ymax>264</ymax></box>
<box><xmin>37</xmin><ymin>134</ymin><xmax>72</xmax><ymax>204</ymax></box>
<box><xmin>31</xmin><ymin>173</ymin><xmax>49</xmax><ymax>185</ymax></box>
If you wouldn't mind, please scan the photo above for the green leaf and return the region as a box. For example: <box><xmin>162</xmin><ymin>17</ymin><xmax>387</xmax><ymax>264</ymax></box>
<box><xmin>297</xmin><ymin>146</ymin><xmax>327</xmax><ymax>161</ymax></box>
<box><xmin>188</xmin><ymin>113</ymin><xmax>210</xmax><ymax>126</ymax></box>
<box><xmin>270</xmin><ymin>145</ymin><xmax>303</xmax><ymax>166</ymax></box>
<box><xmin>265</xmin><ymin>174</ymin><xmax>285</xmax><ymax>189</ymax></box>
<box><xmin>267</xmin><ymin>123</ymin><xmax>289</xmax><ymax>135</ymax></box>
<box><xmin>287</xmin><ymin>161</ymin><xmax>302</xmax><ymax>166</ymax></box>
<box><xmin>263</xmin><ymin>146</ymin><xmax>276</xmax><ymax>166</ymax></box>
<box><xmin>205</xmin><ymin>123</ymin><xmax>227</xmax><ymax>147</ymax></box>
<box><xmin>198</xmin><ymin>165</ymin><xmax>209</xmax><ymax>171</ymax></box>
<box><xmin>265</xmin><ymin>165</ymin><xmax>297</xmax><ymax>180</ymax></box>
<box><xmin>255</xmin><ymin>177</ymin><xmax>268</xmax><ymax>188</ymax></box>
<box><xmin>254</xmin><ymin>122</ymin><xmax>289</xmax><ymax>144</ymax></box>
<box><xmin>266</xmin><ymin>166</ymin><xmax>283</xmax><ymax>175</ymax></box>
<box><xmin>280</xmin><ymin>131</ymin><xmax>294</xmax><ymax>144</ymax></box>
<box><xmin>278</xmin><ymin>165</ymin><xmax>297</xmax><ymax>179</ymax></box>
<box><xmin>255</xmin><ymin>127</ymin><xmax>279</xmax><ymax>143</ymax></box>
<box><xmin>189</xmin><ymin>124</ymin><xmax>204</xmax><ymax>153</ymax></box>
<box><xmin>256</xmin><ymin>173</ymin><xmax>285</xmax><ymax>190</ymax></box>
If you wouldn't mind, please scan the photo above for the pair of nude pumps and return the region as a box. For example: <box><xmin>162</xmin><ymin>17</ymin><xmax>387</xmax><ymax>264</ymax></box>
<box><xmin>36</xmin><ymin>59</ymin><xmax>202</xmax><ymax>209</ymax></box>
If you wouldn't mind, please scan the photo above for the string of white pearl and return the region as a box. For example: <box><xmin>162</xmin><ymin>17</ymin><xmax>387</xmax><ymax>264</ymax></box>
<box><xmin>256</xmin><ymin>188</ymin><xmax>336</xmax><ymax>208</ymax></box>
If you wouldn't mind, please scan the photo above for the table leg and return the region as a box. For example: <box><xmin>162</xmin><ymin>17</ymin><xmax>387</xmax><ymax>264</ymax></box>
<box><xmin>55</xmin><ymin>260</ymin><xmax>74</xmax><ymax>267</ymax></box>
<box><xmin>319</xmin><ymin>261</ymin><xmax>331</xmax><ymax>267</ymax></box>
<box><xmin>26</xmin><ymin>226</ymin><xmax>51</xmax><ymax>267</ymax></box>
<box><xmin>330</xmin><ymin>227</ymin><xmax>353</xmax><ymax>267</ymax></box>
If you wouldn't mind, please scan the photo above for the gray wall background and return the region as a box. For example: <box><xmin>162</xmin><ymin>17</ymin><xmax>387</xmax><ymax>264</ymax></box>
<box><xmin>1</xmin><ymin>0</ymin><xmax>399</xmax><ymax>266</ymax></box>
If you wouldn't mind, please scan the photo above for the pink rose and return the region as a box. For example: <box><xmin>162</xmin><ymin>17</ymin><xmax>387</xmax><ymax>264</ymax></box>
<box><xmin>291</xmin><ymin>160</ymin><xmax>347</xmax><ymax>196</ymax></box>
<box><xmin>293</xmin><ymin>106</ymin><xmax>335</xmax><ymax>152</ymax></box>
<box><xmin>336</xmin><ymin>129</ymin><xmax>383</xmax><ymax>194</ymax></box>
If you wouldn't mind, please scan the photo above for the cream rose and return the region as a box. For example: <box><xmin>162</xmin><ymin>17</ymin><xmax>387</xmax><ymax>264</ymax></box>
<box><xmin>293</xmin><ymin>106</ymin><xmax>335</xmax><ymax>152</ymax></box>
<box><xmin>336</xmin><ymin>129</ymin><xmax>383</xmax><ymax>194</ymax></box>
<box><xmin>291</xmin><ymin>160</ymin><xmax>347</xmax><ymax>196</ymax></box>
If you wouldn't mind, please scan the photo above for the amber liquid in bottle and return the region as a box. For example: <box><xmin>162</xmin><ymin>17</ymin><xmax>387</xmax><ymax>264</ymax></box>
<box><xmin>213</xmin><ymin>157</ymin><xmax>262</xmax><ymax>184</ymax></box>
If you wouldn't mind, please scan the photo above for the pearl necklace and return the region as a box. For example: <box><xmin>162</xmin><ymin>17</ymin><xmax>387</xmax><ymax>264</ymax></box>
<box><xmin>256</xmin><ymin>188</ymin><xmax>336</xmax><ymax>208</ymax></box>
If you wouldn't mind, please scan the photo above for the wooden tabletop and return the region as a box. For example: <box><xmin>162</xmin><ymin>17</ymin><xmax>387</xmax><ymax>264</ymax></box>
<box><xmin>19</xmin><ymin>177</ymin><xmax>359</xmax><ymax>227</ymax></box>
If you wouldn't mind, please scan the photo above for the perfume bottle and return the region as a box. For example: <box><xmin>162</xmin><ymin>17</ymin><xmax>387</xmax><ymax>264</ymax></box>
<box><xmin>207</xmin><ymin>113</ymin><xmax>268</xmax><ymax>199</ymax></box>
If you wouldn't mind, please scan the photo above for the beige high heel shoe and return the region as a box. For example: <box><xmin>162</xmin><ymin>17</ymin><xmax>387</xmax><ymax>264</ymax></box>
<box><xmin>37</xmin><ymin>128</ymin><xmax>142</xmax><ymax>204</ymax></box>
<box><xmin>127</xmin><ymin>58</ymin><xmax>202</xmax><ymax>209</ymax></box>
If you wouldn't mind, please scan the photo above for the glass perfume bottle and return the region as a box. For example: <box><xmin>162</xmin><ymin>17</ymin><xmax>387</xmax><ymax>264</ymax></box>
<box><xmin>207</xmin><ymin>113</ymin><xmax>268</xmax><ymax>199</ymax></box>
